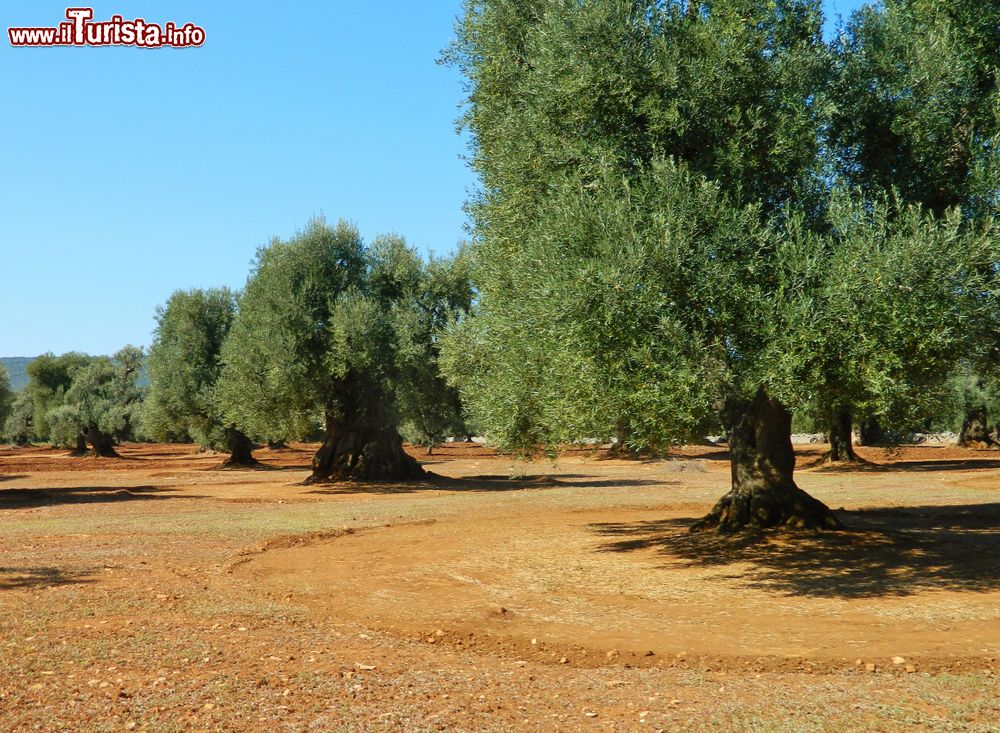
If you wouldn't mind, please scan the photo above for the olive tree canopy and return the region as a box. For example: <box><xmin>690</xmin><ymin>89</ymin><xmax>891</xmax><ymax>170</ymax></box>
<box><xmin>46</xmin><ymin>347</ymin><xmax>145</xmax><ymax>457</ymax></box>
<box><xmin>218</xmin><ymin>218</ymin><xmax>469</xmax><ymax>482</ymax></box>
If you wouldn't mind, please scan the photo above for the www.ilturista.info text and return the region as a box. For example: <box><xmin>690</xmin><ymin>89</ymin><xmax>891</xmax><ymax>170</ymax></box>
<box><xmin>8</xmin><ymin>8</ymin><xmax>205</xmax><ymax>48</ymax></box>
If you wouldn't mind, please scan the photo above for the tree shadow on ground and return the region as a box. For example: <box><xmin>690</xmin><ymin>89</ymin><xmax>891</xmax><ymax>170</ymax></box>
<box><xmin>62</xmin><ymin>452</ymin><xmax>143</xmax><ymax>462</ymax></box>
<box><xmin>807</xmin><ymin>457</ymin><xmax>1000</xmax><ymax>473</ymax></box>
<box><xmin>0</xmin><ymin>485</ymin><xmax>199</xmax><ymax>509</ymax></box>
<box><xmin>203</xmin><ymin>462</ymin><xmax>285</xmax><ymax>472</ymax></box>
<box><xmin>591</xmin><ymin>448</ymin><xmax>731</xmax><ymax>463</ymax></box>
<box><xmin>589</xmin><ymin>504</ymin><xmax>1000</xmax><ymax>598</ymax></box>
<box><xmin>701</xmin><ymin>445</ymin><xmax>1000</xmax><ymax>474</ymax></box>
<box><xmin>0</xmin><ymin>566</ymin><xmax>97</xmax><ymax>590</ymax></box>
<box><xmin>195</xmin><ymin>460</ymin><xmax>313</xmax><ymax>473</ymax></box>
<box><xmin>676</xmin><ymin>449</ymin><xmax>731</xmax><ymax>462</ymax></box>
<box><xmin>306</xmin><ymin>474</ymin><xmax>668</xmax><ymax>496</ymax></box>
<box><xmin>592</xmin><ymin>453</ymin><xmax>675</xmax><ymax>464</ymax></box>
<box><xmin>796</xmin><ymin>452</ymin><xmax>879</xmax><ymax>470</ymax></box>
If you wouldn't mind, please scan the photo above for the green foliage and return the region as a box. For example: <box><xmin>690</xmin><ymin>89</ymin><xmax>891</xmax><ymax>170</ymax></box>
<box><xmin>776</xmin><ymin>192</ymin><xmax>1000</xmax><ymax>432</ymax></box>
<box><xmin>825</xmin><ymin>0</ymin><xmax>1000</xmax><ymax>430</ymax></box>
<box><xmin>218</xmin><ymin>219</ymin><xmax>371</xmax><ymax>440</ymax></box>
<box><xmin>3</xmin><ymin>388</ymin><xmax>34</xmax><ymax>445</ymax></box>
<box><xmin>218</xmin><ymin>219</ymin><xmax>469</xmax><ymax>448</ymax></box>
<box><xmin>830</xmin><ymin>0</ymin><xmax>1000</xmax><ymax>217</ymax></box>
<box><xmin>0</xmin><ymin>364</ymin><xmax>12</xmax><ymax>437</ymax></box>
<box><xmin>443</xmin><ymin>162</ymin><xmax>730</xmax><ymax>453</ymax></box>
<box><xmin>444</xmin><ymin>0</ymin><xmax>830</xmax><ymax>239</ymax></box>
<box><xmin>144</xmin><ymin>288</ymin><xmax>239</xmax><ymax>449</ymax></box>
<box><xmin>46</xmin><ymin>401</ymin><xmax>85</xmax><ymax>449</ymax></box>
<box><xmin>44</xmin><ymin>347</ymin><xmax>145</xmax><ymax>449</ymax></box>
<box><xmin>443</xmin><ymin>159</ymin><xmax>1000</xmax><ymax>452</ymax></box>
<box><xmin>442</xmin><ymin>0</ymin><xmax>1000</xmax><ymax>454</ymax></box>
<box><xmin>443</xmin><ymin>0</ymin><xmax>837</xmax><ymax>452</ymax></box>
<box><xmin>395</xmin><ymin>246</ymin><xmax>475</xmax><ymax>449</ymax></box>
<box><xmin>25</xmin><ymin>352</ymin><xmax>93</xmax><ymax>442</ymax></box>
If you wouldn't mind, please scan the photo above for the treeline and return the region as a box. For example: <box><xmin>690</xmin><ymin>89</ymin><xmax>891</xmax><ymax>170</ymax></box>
<box><xmin>0</xmin><ymin>222</ymin><xmax>473</xmax><ymax>480</ymax></box>
<box><xmin>0</xmin><ymin>350</ymin><xmax>143</xmax><ymax>456</ymax></box>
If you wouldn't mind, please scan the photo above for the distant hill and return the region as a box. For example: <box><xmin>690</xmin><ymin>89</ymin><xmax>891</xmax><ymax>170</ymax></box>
<box><xmin>1</xmin><ymin>355</ymin><xmax>148</xmax><ymax>392</ymax></box>
<box><xmin>1</xmin><ymin>356</ymin><xmax>35</xmax><ymax>391</ymax></box>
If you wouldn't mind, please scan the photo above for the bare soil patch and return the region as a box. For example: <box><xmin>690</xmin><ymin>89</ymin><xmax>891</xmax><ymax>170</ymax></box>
<box><xmin>2</xmin><ymin>441</ymin><xmax>998</xmax><ymax>731</ymax></box>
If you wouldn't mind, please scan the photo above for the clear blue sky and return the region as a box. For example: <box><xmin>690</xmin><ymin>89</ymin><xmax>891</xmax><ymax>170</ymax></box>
<box><xmin>0</xmin><ymin>0</ymin><xmax>866</xmax><ymax>357</ymax></box>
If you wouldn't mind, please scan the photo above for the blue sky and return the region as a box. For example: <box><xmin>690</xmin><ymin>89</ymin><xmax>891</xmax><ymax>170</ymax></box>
<box><xmin>0</xmin><ymin>0</ymin><xmax>866</xmax><ymax>357</ymax></box>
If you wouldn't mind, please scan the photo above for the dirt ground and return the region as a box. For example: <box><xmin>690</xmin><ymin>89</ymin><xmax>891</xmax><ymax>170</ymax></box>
<box><xmin>1</xmin><ymin>441</ymin><xmax>998</xmax><ymax>732</ymax></box>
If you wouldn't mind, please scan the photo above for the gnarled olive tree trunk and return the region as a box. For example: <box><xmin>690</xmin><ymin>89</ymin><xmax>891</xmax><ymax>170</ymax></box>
<box><xmin>958</xmin><ymin>408</ymin><xmax>995</xmax><ymax>448</ymax></box>
<box><xmin>827</xmin><ymin>407</ymin><xmax>859</xmax><ymax>462</ymax></box>
<box><xmin>693</xmin><ymin>389</ymin><xmax>841</xmax><ymax>533</ymax></box>
<box><xmin>307</xmin><ymin>411</ymin><xmax>424</xmax><ymax>483</ymax></box>
<box><xmin>221</xmin><ymin>427</ymin><xmax>259</xmax><ymax>467</ymax></box>
<box><xmin>86</xmin><ymin>426</ymin><xmax>119</xmax><ymax>457</ymax></box>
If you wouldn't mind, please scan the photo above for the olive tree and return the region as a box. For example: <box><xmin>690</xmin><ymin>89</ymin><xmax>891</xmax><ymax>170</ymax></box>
<box><xmin>46</xmin><ymin>347</ymin><xmax>145</xmax><ymax>457</ymax></box>
<box><xmin>25</xmin><ymin>352</ymin><xmax>92</xmax><ymax>445</ymax></box>
<box><xmin>3</xmin><ymin>388</ymin><xmax>34</xmax><ymax>445</ymax></box>
<box><xmin>145</xmin><ymin>288</ymin><xmax>259</xmax><ymax>466</ymax></box>
<box><xmin>444</xmin><ymin>160</ymin><xmax>1000</xmax><ymax>531</ymax></box>
<box><xmin>218</xmin><ymin>218</ymin><xmax>458</xmax><ymax>483</ymax></box>
<box><xmin>0</xmin><ymin>364</ymin><xmax>12</xmax><ymax>437</ymax></box>
<box><xmin>394</xmin><ymin>247</ymin><xmax>474</xmax><ymax>454</ymax></box>
<box><xmin>445</xmin><ymin>0</ymin><xmax>837</xmax><ymax>452</ymax></box>
<box><xmin>946</xmin><ymin>366</ymin><xmax>1000</xmax><ymax>447</ymax></box>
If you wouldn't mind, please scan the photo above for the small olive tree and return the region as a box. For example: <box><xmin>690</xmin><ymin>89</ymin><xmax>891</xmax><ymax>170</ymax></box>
<box><xmin>25</xmin><ymin>352</ymin><xmax>92</xmax><ymax>445</ymax></box>
<box><xmin>395</xmin><ymin>247</ymin><xmax>474</xmax><ymax>454</ymax></box>
<box><xmin>3</xmin><ymin>389</ymin><xmax>34</xmax><ymax>445</ymax></box>
<box><xmin>145</xmin><ymin>288</ymin><xmax>259</xmax><ymax>466</ymax></box>
<box><xmin>46</xmin><ymin>347</ymin><xmax>145</xmax><ymax>457</ymax></box>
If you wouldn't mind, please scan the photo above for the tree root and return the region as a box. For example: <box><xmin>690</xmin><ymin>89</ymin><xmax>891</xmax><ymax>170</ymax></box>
<box><xmin>691</xmin><ymin>486</ymin><xmax>842</xmax><ymax>533</ymax></box>
<box><xmin>218</xmin><ymin>456</ymin><xmax>265</xmax><ymax>470</ymax></box>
